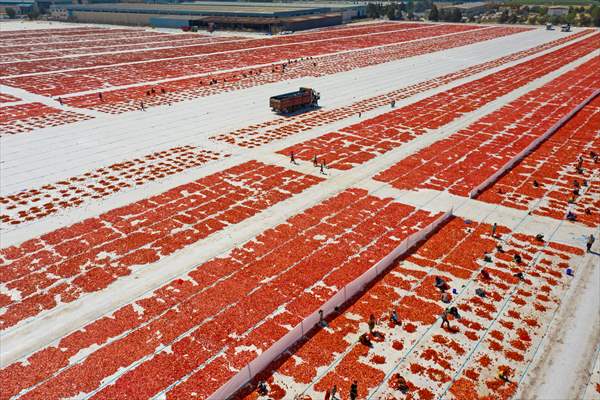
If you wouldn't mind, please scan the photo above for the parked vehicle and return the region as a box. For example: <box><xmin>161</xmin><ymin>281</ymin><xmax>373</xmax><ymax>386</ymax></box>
<box><xmin>269</xmin><ymin>87</ymin><xmax>320</xmax><ymax>114</ymax></box>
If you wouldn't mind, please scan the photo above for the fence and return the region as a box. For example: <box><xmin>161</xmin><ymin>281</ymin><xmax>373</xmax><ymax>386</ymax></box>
<box><xmin>208</xmin><ymin>209</ymin><xmax>453</xmax><ymax>400</ymax></box>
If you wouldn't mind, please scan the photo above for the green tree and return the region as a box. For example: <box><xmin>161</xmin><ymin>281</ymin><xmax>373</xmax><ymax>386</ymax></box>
<box><xmin>366</xmin><ymin>3</ymin><xmax>381</xmax><ymax>18</ymax></box>
<box><xmin>28</xmin><ymin>4</ymin><xmax>40</xmax><ymax>19</ymax></box>
<box><xmin>429</xmin><ymin>4</ymin><xmax>439</xmax><ymax>20</ymax></box>
<box><xmin>452</xmin><ymin>8</ymin><xmax>462</xmax><ymax>22</ymax></box>
<box><xmin>590</xmin><ymin>5</ymin><xmax>600</xmax><ymax>26</ymax></box>
<box><xmin>499</xmin><ymin>9</ymin><xmax>509</xmax><ymax>23</ymax></box>
<box><xmin>565</xmin><ymin>12</ymin><xmax>576</xmax><ymax>24</ymax></box>
<box><xmin>6</xmin><ymin>7</ymin><xmax>17</xmax><ymax>18</ymax></box>
<box><xmin>387</xmin><ymin>4</ymin><xmax>397</xmax><ymax>20</ymax></box>
<box><xmin>537</xmin><ymin>14</ymin><xmax>548</xmax><ymax>24</ymax></box>
<box><xmin>579</xmin><ymin>13</ymin><xmax>591</xmax><ymax>26</ymax></box>
<box><xmin>415</xmin><ymin>0</ymin><xmax>429</xmax><ymax>13</ymax></box>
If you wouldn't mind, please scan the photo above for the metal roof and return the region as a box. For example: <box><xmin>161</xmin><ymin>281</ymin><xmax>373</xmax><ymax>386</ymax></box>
<box><xmin>60</xmin><ymin>2</ymin><xmax>333</xmax><ymax>17</ymax></box>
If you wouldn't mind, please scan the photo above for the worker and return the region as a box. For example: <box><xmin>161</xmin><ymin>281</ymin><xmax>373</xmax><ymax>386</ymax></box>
<box><xmin>313</xmin><ymin>155</ymin><xmax>318</xmax><ymax>167</ymax></box>
<box><xmin>577</xmin><ymin>156</ymin><xmax>583</xmax><ymax>170</ymax></box>
<box><xmin>435</xmin><ymin>276</ymin><xmax>447</xmax><ymax>291</ymax></box>
<box><xmin>391</xmin><ymin>373</ymin><xmax>409</xmax><ymax>393</ymax></box>
<box><xmin>591</xmin><ymin>151</ymin><xmax>598</xmax><ymax>163</ymax></box>
<box><xmin>257</xmin><ymin>380</ymin><xmax>268</xmax><ymax>395</ymax></box>
<box><xmin>535</xmin><ymin>233</ymin><xmax>544</xmax><ymax>242</ymax></box>
<box><xmin>151</xmin><ymin>88</ymin><xmax>156</xmax><ymax>95</ymax></box>
<box><xmin>391</xmin><ymin>99</ymin><xmax>396</xmax><ymax>108</ymax></box>
<box><xmin>146</xmin><ymin>90</ymin><xmax>151</xmax><ymax>96</ymax></box>
<box><xmin>161</xmin><ymin>88</ymin><xmax>166</xmax><ymax>94</ymax></box>
<box><xmin>475</xmin><ymin>288</ymin><xmax>486</xmax><ymax>298</ymax></box>
<box><xmin>324</xmin><ymin>388</ymin><xmax>331</xmax><ymax>400</ymax></box>
<box><xmin>319</xmin><ymin>309</ymin><xmax>327</xmax><ymax>327</ymax></box>
<box><xmin>98</xmin><ymin>92</ymin><xmax>103</xmax><ymax>101</ymax></box>
<box><xmin>320</xmin><ymin>162</ymin><xmax>326</xmax><ymax>175</ymax></box>
<box><xmin>290</xmin><ymin>151</ymin><xmax>297</xmax><ymax>165</ymax></box>
<box><xmin>450</xmin><ymin>306</ymin><xmax>461</xmax><ymax>319</ymax></box>
<box><xmin>481</xmin><ymin>269</ymin><xmax>491</xmax><ymax>280</ymax></box>
<box><xmin>358</xmin><ymin>112</ymin><xmax>362</xmax><ymax>118</ymax></box>
<box><xmin>440</xmin><ymin>308</ymin><xmax>451</xmax><ymax>329</ymax></box>
<box><xmin>498</xmin><ymin>367</ymin><xmax>510</xmax><ymax>382</ymax></box>
<box><xmin>140</xmin><ymin>101</ymin><xmax>145</xmax><ymax>111</ymax></box>
<box><xmin>568</xmin><ymin>195</ymin><xmax>577</xmax><ymax>204</ymax></box>
<box><xmin>587</xmin><ymin>234</ymin><xmax>595</xmax><ymax>252</ymax></box>
<box><xmin>331</xmin><ymin>385</ymin><xmax>337</xmax><ymax>400</ymax></box>
<box><xmin>492</xmin><ymin>222</ymin><xmax>497</xmax><ymax>237</ymax></box>
<box><xmin>514</xmin><ymin>271</ymin><xmax>525</xmax><ymax>280</ymax></box>
<box><xmin>513</xmin><ymin>253</ymin><xmax>522</xmax><ymax>264</ymax></box>
<box><xmin>390</xmin><ymin>309</ymin><xmax>400</xmax><ymax>326</ymax></box>
<box><xmin>57</xmin><ymin>97</ymin><xmax>63</xmax><ymax>105</ymax></box>
<box><xmin>566</xmin><ymin>211</ymin><xmax>577</xmax><ymax>221</ymax></box>
<box><xmin>441</xmin><ymin>292</ymin><xmax>451</xmax><ymax>303</ymax></box>
<box><xmin>368</xmin><ymin>314</ymin><xmax>376</xmax><ymax>333</ymax></box>
<box><xmin>533</xmin><ymin>180</ymin><xmax>540</xmax><ymax>188</ymax></box>
<box><xmin>350</xmin><ymin>381</ymin><xmax>358</xmax><ymax>400</ymax></box>
<box><xmin>359</xmin><ymin>332</ymin><xmax>372</xmax><ymax>347</ymax></box>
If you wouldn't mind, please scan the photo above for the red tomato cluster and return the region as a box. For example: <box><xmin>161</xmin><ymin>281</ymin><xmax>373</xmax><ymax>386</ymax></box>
<box><xmin>478</xmin><ymin>95</ymin><xmax>600</xmax><ymax>227</ymax></box>
<box><xmin>374</xmin><ymin>39</ymin><xmax>599</xmax><ymax>196</ymax></box>
<box><xmin>0</xmin><ymin>161</ymin><xmax>322</xmax><ymax>330</ymax></box>
<box><xmin>0</xmin><ymin>102</ymin><xmax>91</xmax><ymax>136</ymax></box>
<box><xmin>283</xmin><ymin>34</ymin><xmax>599</xmax><ymax>172</ymax></box>
<box><xmin>0</xmin><ymin>146</ymin><xmax>225</xmax><ymax>226</ymax></box>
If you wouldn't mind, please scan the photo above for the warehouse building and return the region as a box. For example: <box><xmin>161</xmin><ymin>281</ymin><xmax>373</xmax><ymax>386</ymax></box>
<box><xmin>438</xmin><ymin>1</ymin><xmax>488</xmax><ymax>18</ymax></box>
<box><xmin>49</xmin><ymin>1</ymin><xmax>365</xmax><ymax>32</ymax></box>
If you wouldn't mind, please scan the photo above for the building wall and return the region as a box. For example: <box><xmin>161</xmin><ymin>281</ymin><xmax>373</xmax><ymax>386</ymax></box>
<box><xmin>50</xmin><ymin>3</ymin><xmax>355</xmax><ymax>30</ymax></box>
<box><xmin>50</xmin><ymin>6</ymin><xmax>68</xmax><ymax>19</ymax></box>
<box><xmin>285</xmin><ymin>14</ymin><xmax>342</xmax><ymax>31</ymax></box>
<box><xmin>72</xmin><ymin>10</ymin><xmax>153</xmax><ymax>25</ymax></box>
<box><xmin>149</xmin><ymin>16</ymin><xmax>190</xmax><ymax>28</ymax></box>
<box><xmin>548</xmin><ymin>7</ymin><xmax>568</xmax><ymax>16</ymax></box>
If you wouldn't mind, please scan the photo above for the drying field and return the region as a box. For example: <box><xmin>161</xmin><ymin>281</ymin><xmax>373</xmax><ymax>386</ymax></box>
<box><xmin>0</xmin><ymin>20</ymin><xmax>598</xmax><ymax>400</ymax></box>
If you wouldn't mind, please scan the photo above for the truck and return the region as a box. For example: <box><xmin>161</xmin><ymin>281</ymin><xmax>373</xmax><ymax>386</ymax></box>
<box><xmin>270</xmin><ymin>87</ymin><xmax>320</xmax><ymax>114</ymax></box>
